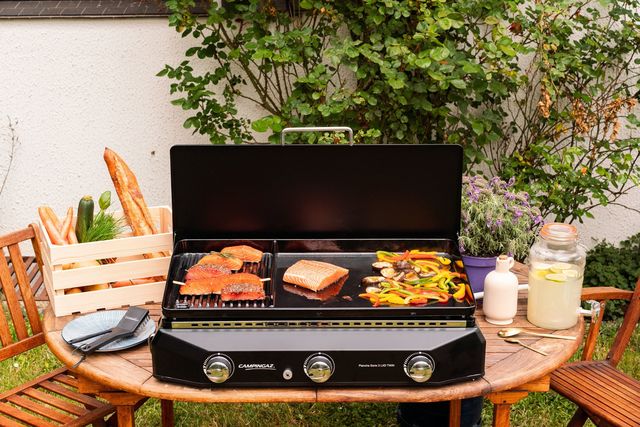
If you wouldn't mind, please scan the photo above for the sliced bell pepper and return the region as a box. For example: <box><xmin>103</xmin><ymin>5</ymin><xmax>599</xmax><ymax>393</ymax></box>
<box><xmin>465</xmin><ymin>283</ymin><xmax>474</xmax><ymax>301</ymax></box>
<box><xmin>376</xmin><ymin>251</ymin><xmax>398</xmax><ymax>262</ymax></box>
<box><xmin>452</xmin><ymin>283</ymin><xmax>465</xmax><ymax>301</ymax></box>
<box><xmin>382</xmin><ymin>294</ymin><xmax>406</xmax><ymax>305</ymax></box>
<box><xmin>437</xmin><ymin>256</ymin><xmax>452</xmax><ymax>265</ymax></box>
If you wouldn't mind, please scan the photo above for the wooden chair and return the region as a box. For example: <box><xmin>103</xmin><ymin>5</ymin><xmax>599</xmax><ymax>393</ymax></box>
<box><xmin>0</xmin><ymin>224</ymin><xmax>116</xmax><ymax>426</ymax></box>
<box><xmin>550</xmin><ymin>277</ymin><xmax>640</xmax><ymax>427</ymax></box>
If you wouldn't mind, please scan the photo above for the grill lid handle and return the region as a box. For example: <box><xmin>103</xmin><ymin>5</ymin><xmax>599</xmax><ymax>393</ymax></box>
<box><xmin>281</xmin><ymin>126</ymin><xmax>354</xmax><ymax>145</ymax></box>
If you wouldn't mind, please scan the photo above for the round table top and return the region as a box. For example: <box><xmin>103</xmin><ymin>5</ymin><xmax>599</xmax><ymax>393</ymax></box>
<box><xmin>43</xmin><ymin>290</ymin><xmax>583</xmax><ymax>403</ymax></box>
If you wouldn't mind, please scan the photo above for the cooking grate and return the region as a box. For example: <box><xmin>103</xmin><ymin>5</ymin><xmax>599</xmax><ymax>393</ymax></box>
<box><xmin>172</xmin><ymin>252</ymin><xmax>273</xmax><ymax>310</ymax></box>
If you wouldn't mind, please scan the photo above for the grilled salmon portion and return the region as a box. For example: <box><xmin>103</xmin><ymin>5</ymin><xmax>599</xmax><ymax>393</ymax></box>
<box><xmin>197</xmin><ymin>252</ymin><xmax>243</xmax><ymax>270</ymax></box>
<box><xmin>283</xmin><ymin>260</ymin><xmax>349</xmax><ymax>292</ymax></box>
<box><xmin>185</xmin><ymin>264</ymin><xmax>231</xmax><ymax>281</ymax></box>
<box><xmin>179</xmin><ymin>278</ymin><xmax>226</xmax><ymax>295</ymax></box>
<box><xmin>283</xmin><ymin>275</ymin><xmax>346</xmax><ymax>301</ymax></box>
<box><xmin>221</xmin><ymin>245</ymin><xmax>264</xmax><ymax>263</ymax></box>
<box><xmin>221</xmin><ymin>282</ymin><xmax>265</xmax><ymax>301</ymax></box>
<box><xmin>179</xmin><ymin>273</ymin><xmax>262</xmax><ymax>295</ymax></box>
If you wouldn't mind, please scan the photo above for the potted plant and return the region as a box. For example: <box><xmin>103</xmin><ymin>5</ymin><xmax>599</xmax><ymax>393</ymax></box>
<box><xmin>459</xmin><ymin>176</ymin><xmax>543</xmax><ymax>292</ymax></box>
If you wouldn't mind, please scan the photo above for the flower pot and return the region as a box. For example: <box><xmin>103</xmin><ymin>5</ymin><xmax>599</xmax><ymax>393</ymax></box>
<box><xmin>461</xmin><ymin>254</ymin><xmax>497</xmax><ymax>293</ymax></box>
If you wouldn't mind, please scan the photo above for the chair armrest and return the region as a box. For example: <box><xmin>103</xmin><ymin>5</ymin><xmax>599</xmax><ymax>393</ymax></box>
<box><xmin>581</xmin><ymin>287</ymin><xmax>634</xmax><ymax>301</ymax></box>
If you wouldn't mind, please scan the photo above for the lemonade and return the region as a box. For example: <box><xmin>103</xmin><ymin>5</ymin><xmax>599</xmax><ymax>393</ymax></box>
<box><xmin>526</xmin><ymin>223</ymin><xmax>586</xmax><ymax>330</ymax></box>
<box><xmin>527</xmin><ymin>262</ymin><xmax>584</xmax><ymax>329</ymax></box>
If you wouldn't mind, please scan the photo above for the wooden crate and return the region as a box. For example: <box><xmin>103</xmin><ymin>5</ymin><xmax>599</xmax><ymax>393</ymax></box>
<box><xmin>37</xmin><ymin>206</ymin><xmax>173</xmax><ymax>316</ymax></box>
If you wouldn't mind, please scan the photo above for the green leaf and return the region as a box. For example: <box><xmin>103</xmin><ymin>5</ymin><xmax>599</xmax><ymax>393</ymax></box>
<box><xmin>499</xmin><ymin>44</ymin><xmax>517</xmax><ymax>57</ymax></box>
<box><xmin>185</xmin><ymin>47</ymin><xmax>200</xmax><ymax>57</ymax></box>
<box><xmin>98</xmin><ymin>191</ymin><xmax>111</xmax><ymax>211</ymax></box>
<box><xmin>430</xmin><ymin>47</ymin><xmax>450</xmax><ymax>61</ymax></box>
<box><xmin>471</xmin><ymin>121</ymin><xmax>484</xmax><ymax>135</ymax></box>
<box><xmin>484</xmin><ymin>16</ymin><xmax>500</xmax><ymax>25</ymax></box>
<box><xmin>415</xmin><ymin>58</ymin><xmax>432</xmax><ymax>69</ymax></box>
<box><xmin>438</xmin><ymin>18</ymin><xmax>452</xmax><ymax>30</ymax></box>
<box><xmin>251</xmin><ymin>117</ymin><xmax>272</xmax><ymax>133</ymax></box>
<box><xmin>450</xmin><ymin>79</ymin><xmax>467</xmax><ymax>89</ymax></box>
<box><xmin>388</xmin><ymin>78</ymin><xmax>406</xmax><ymax>89</ymax></box>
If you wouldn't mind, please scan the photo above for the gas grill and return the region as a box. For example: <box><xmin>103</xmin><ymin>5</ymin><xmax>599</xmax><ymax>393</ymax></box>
<box><xmin>151</xmin><ymin>144</ymin><xmax>486</xmax><ymax>388</ymax></box>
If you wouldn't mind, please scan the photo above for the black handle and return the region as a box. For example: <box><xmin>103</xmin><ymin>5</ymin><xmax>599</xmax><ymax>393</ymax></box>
<box><xmin>78</xmin><ymin>329</ymin><xmax>133</xmax><ymax>355</ymax></box>
<box><xmin>68</xmin><ymin>328</ymin><xmax>113</xmax><ymax>345</ymax></box>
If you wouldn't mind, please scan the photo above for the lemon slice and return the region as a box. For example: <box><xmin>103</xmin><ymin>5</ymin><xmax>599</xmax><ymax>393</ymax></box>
<box><xmin>533</xmin><ymin>269</ymin><xmax>550</xmax><ymax>280</ymax></box>
<box><xmin>532</xmin><ymin>262</ymin><xmax>552</xmax><ymax>270</ymax></box>
<box><xmin>564</xmin><ymin>270</ymin><xmax>579</xmax><ymax>278</ymax></box>
<box><xmin>545</xmin><ymin>273</ymin><xmax>568</xmax><ymax>282</ymax></box>
<box><xmin>550</xmin><ymin>263</ymin><xmax>573</xmax><ymax>272</ymax></box>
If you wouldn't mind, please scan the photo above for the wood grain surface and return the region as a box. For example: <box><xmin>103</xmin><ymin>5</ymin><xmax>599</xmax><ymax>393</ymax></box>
<box><xmin>42</xmin><ymin>268</ymin><xmax>583</xmax><ymax>404</ymax></box>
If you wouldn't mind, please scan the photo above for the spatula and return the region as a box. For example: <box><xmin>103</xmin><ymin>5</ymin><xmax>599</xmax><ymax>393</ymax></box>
<box><xmin>77</xmin><ymin>307</ymin><xmax>149</xmax><ymax>355</ymax></box>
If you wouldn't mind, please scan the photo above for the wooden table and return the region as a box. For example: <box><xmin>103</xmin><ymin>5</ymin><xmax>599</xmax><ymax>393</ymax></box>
<box><xmin>42</xmin><ymin>292</ymin><xmax>583</xmax><ymax>427</ymax></box>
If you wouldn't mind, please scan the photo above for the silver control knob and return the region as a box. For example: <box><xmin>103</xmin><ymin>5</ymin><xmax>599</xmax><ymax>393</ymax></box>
<box><xmin>404</xmin><ymin>353</ymin><xmax>434</xmax><ymax>383</ymax></box>
<box><xmin>203</xmin><ymin>354</ymin><xmax>234</xmax><ymax>384</ymax></box>
<box><xmin>303</xmin><ymin>353</ymin><xmax>334</xmax><ymax>383</ymax></box>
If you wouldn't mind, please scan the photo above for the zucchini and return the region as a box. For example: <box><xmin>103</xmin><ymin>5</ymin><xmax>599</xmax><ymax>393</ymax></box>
<box><xmin>76</xmin><ymin>196</ymin><xmax>94</xmax><ymax>243</ymax></box>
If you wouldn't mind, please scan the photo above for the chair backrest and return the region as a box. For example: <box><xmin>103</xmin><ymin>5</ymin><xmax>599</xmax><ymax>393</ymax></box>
<box><xmin>607</xmin><ymin>277</ymin><xmax>640</xmax><ymax>367</ymax></box>
<box><xmin>0</xmin><ymin>224</ymin><xmax>46</xmax><ymax>362</ymax></box>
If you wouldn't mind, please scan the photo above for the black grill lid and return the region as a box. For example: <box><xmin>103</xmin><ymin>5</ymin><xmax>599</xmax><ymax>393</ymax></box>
<box><xmin>170</xmin><ymin>145</ymin><xmax>462</xmax><ymax>241</ymax></box>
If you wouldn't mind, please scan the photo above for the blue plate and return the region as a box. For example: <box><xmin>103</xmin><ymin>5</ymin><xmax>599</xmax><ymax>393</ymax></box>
<box><xmin>61</xmin><ymin>310</ymin><xmax>155</xmax><ymax>352</ymax></box>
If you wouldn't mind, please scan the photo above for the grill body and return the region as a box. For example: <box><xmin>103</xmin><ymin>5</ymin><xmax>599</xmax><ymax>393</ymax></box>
<box><xmin>151</xmin><ymin>145</ymin><xmax>486</xmax><ymax>388</ymax></box>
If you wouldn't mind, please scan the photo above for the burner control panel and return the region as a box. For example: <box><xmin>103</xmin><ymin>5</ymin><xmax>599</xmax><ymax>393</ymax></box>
<box><xmin>152</xmin><ymin>327</ymin><xmax>485</xmax><ymax>388</ymax></box>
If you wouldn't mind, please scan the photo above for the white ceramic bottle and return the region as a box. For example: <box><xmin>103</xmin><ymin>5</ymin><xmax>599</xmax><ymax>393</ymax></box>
<box><xmin>483</xmin><ymin>255</ymin><xmax>519</xmax><ymax>325</ymax></box>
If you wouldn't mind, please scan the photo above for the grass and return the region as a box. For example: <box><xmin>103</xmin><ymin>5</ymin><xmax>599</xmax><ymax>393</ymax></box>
<box><xmin>0</xmin><ymin>320</ymin><xmax>637</xmax><ymax>426</ymax></box>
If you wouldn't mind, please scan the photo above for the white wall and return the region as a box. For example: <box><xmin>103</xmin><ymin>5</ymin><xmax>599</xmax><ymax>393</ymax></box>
<box><xmin>0</xmin><ymin>18</ymin><xmax>638</xmax><ymax>249</ymax></box>
<box><xmin>0</xmin><ymin>18</ymin><xmax>211</xmax><ymax>240</ymax></box>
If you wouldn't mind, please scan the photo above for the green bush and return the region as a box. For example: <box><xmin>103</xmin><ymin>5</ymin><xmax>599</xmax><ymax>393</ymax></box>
<box><xmin>584</xmin><ymin>232</ymin><xmax>640</xmax><ymax>320</ymax></box>
<box><xmin>161</xmin><ymin>0</ymin><xmax>640</xmax><ymax>224</ymax></box>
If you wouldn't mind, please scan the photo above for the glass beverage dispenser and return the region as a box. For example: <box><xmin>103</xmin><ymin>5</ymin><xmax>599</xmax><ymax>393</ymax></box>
<box><xmin>527</xmin><ymin>223</ymin><xmax>587</xmax><ymax>330</ymax></box>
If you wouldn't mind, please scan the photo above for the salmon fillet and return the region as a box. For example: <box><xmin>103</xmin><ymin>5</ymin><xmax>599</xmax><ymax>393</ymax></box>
<box><xmin>283</xmin><ymin>275</ymin><xmax>347</xmax><ymax>301</ymax></box>
<box><xmin>185</xmin><ymin>264</ymin><xmax>231</xmax><ymax>281</ymax></box>
<box><xmin>283</xmin><ymin>260</ymin><xmax>349</xmax><ymax>292</ymax></box>
<box><xmin>197</xmin><ymin>252</ymin><xmax>243</xmax><ymax>270</ymax></box>
<box><xmin>221</xmin><ymin>245</ymin><xmax>264</xmax><ymax>263</ymax></box>
<box><xmin>221</xmin><ymin>282</ymin><xmax>265</xmax><ymax>301</ymax></box>
<box><xmin>179</xmin><ymin>273</ymin><xmax>262</xmax><ymax>295</ymax></box>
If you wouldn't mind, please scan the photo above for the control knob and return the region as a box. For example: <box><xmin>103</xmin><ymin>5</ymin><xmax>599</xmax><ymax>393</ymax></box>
<box><xmin>303</xmin><ymin>353</ymin><xmax>334</xmax><ymax>383</ymax></box>
<box><xmin>404</xmin><ymin>353</ymin><xmax>434</xmax><ymax>383</ymax></box>
<box><xmin>203</xmin><ymin>354</ymin><xmax>234</xmax><ymax>384</ymax></box>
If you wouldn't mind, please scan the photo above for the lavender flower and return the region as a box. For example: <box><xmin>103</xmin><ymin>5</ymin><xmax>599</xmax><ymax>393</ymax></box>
<box><xmin>459</xmin><ymin>174</ymin><xmax>543</xmax><ymax>260</ymax></box>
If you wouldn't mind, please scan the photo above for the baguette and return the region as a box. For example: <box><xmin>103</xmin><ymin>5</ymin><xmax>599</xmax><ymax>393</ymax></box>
<box><xmin>103</xmin><ymin>147</ymin><xmax>167</xmax><ymax>259</ymax></box>
<box><xmin>38</xmin><ymin>206</ymin><xmax>67</xmax><ymax>245</ymax></box>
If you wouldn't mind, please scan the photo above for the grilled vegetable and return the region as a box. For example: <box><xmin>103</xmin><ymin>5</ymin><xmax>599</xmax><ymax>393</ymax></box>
<box><xmin>372</xmin><ymin>261</ymin><xmax>393</xmax><ymax>270</ymax></box>
<box><xmin>362</xmin><ymin>249</ymin><xmax>469</xmax><ymax>307</ymax></box>
<box><xmin>380</xmin><ymin>267</ymin><xmax>396</xmax><ymax>278</ymax></box>
<box><xmin>75</xmin><ymin>196</ymin><xmax>94</xmax><ymax>243</ymax></box>
<box><xmin>361</xmin><ymin>276</ymin><xmax>385</xmax><ymax>286</ymax></box>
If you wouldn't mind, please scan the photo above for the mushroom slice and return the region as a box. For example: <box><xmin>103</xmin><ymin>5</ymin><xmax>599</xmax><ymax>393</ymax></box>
<box><xmin>361</xmin><ymin>276</ymin><xmax>385</xmax><ymax>286</ymax></box>
<box><xmin>372</xmin><ymin>261</ymin><xmax>393</xmax><ymax>270</ymax></box>
<box><xmin>380</xmin><ymin>267</ymin><xmax>397</xmax><ymax>278</ymax></box>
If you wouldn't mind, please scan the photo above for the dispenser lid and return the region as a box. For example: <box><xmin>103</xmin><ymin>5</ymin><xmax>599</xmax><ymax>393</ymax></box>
<box><xmin>170</xmin><ymin>144</ymin><xmax>463</xmax><ymax>241</ymax></box>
